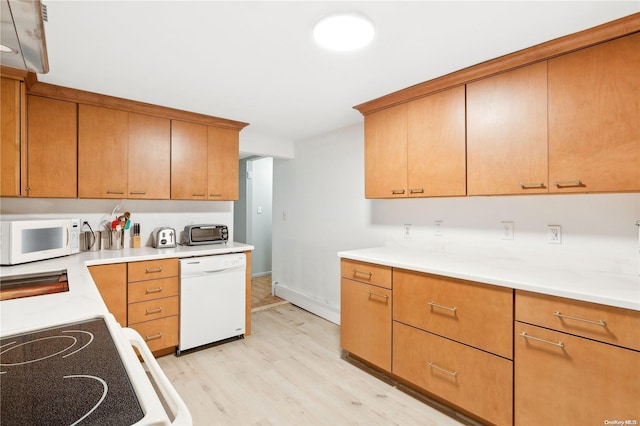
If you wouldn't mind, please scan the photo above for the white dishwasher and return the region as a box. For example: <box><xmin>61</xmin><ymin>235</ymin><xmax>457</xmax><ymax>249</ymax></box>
<box><xmin>178</xmin><ymin>253</ymin><xmax>246</xmax><ymax>354</ymax></box>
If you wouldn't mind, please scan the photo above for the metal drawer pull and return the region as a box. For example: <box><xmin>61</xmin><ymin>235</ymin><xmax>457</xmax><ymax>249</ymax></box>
<box><xmin>519</xmin><ymin>332</ymin><xmax>564</xmax><ymax>348</ymax></box>
<box><xmin>367</xmin><ymin>290</ymin><xmax>389</xmax><ymax>300</ymax></box>
<box><xmin>519</xmin><ymin>182</ymin><xmax>545</xmax><ymax>189</ymax></box>
<box><xmin>409</xmin><ymin>188</ymin><xmax>424</xmax><ymax>194</ymax></box>
<box><xmin>129</xmin><ymin>190</ymin><xmax>147</xmax><ymax>195</ymax></box>
<box><xmin>106</xmin><ymin>189</ymin><xmax>124</xmax><ymax>194</ymax></box>
<box><xmin>146</xmin><ymin>333</ymin><xmax>163</xmax><ymax>341</ymax></box>
<box><xmin>192</xmin><ymin>193</ymin><xmax>206</xmax><ymax>197</ymax></box>
<box><xmin>146</xmin><ymin>307</ymin><xmax>163</xmax><ymax>315</ymax></box>
<box><xmin>553</xmin><ymin>180</ymin><xmax>583</xmax><ymax>188</ymax></box>
<box><xmin>353</xmin><ymin>269</ymin><xmax>373</xmax><ymax>278</ymax></box>
<box><xmin>427</xmin><ymin>301</ymin><xmax>457</xmax><ymax>312</ymax></box>
<box><xmin>391</xmin><ymin>189</ymin><xmax>406</xmax><ymax>194</ymax></box>
<box><xmin>145</xmin><ymin>267</ymin><xmax>163</xmax><ymax>273</ymax></box>
<box><xmin>145</xmin><ymin>287</ymin><xmax>163</xmax><ymax>294</ymax></box>
<box><xmin>209</xmin><ymin>193</ymin><xmax>222</xmax><ymax>197</ymax></box>
<box><xmin>427</xmin><ymin>362</ymin><xmax>458</xmax><ymax>377</ymax></box>
<box><xmin>553</xmin><ymin>311</ymin><xmax>606</xmax><ymax>327</ymax></box>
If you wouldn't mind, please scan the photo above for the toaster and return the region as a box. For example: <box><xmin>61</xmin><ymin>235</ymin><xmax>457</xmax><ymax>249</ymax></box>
<box><xmin>183</xmin><ymin>224</ymin><xmax>228</xmax><ymax>246</ymax></box>
<box><xmin>151</xmin><ymin>227</ymin><xmax>176</xmax><ymax>248</ymax></box>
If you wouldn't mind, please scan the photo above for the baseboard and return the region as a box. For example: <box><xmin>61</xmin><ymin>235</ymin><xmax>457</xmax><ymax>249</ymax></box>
<box><xmin>274</xmin><ymin>284</ymin><xmax>340</xmax><ymax>325</ymax></box>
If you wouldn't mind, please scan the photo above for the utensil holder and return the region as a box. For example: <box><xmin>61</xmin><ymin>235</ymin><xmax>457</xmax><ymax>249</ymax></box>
<box><xmin>106</xmin><ymin>230</ymin><xmax>124</xmax><ymax>250</ymax></box>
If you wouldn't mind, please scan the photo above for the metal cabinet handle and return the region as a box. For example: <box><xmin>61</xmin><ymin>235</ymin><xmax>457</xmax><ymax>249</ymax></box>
<box><xmin>409</xmin><ymin>188</ymin><xmax>424</xmax><ymax>194</ymax></box>
<box><xmin>145</xmin><ymin>333</ymin><xmax>163</xmax><ymax>341</ymax></box>
<box><xmin>145</xmin><ymin>287</ymin><xmax>163</xmax><ymax>294</ymax></box>
<box><xmin>145</xmin><ymin>307</ymin><xmax>163</xmax><ymax>315</ymax></box>
<box><xmin>519</xmin><ymin>182</ymin><xmax>545</xmax><ymax>189</ymax></box>
<box><xmin>129</xmin><ymin>190</ymin><xmax>147</xmax><ymax>195</ymax></box>
<box><xmin>553</xmin><ymin>180</ymin><xmax>583</xmax><ymax>188</ymax></box>
<box><xmin>145</xmin><ymin>267</ymin><xmax>163</xmax><ymax>273</ymax></box>
<box><xmin>107</xmin><ymin>190</ymin><xmax>125</xmax><ymax>194</ymax></box>
<box><xmin>367</xmin><ymin>290</ymin><xmax>389</xmax><ymax>300</ymax></box>
<box><xmin>427</xmin><ymin>362</ymin><xmax>458</xmax><ymax>377</ymax></box>
<box><xmin>519</xmin><ymin>332</ymin><xmax>564</xmax><ymax>348</ymax></box>
<box><xmin>427</xmin><ymin>301</ymin><xmax>457</xmax><ymax>312</ymax></box>
<box><xmin>391</xmin><ymin>189</ymin><xmax>406</xmax><ymax>195</ymax></box>
<box><xmin>192</xmin><ymin>193</ymin><xmax>206</xmax><ymax>197</ymax></box>
<box><xmin>353</xmin><ymin>269</ymin><xmax>373</xmax><ymax>278</ymax></box>
<box><xmin>554</xmin><ymin>311</ymin><xmax>606</xmax><ymax>327</ymax></box>
<box><xmin>209</xmin><ymin>193</ymin><xmax>222</xmax><ymax>197</ymax></box>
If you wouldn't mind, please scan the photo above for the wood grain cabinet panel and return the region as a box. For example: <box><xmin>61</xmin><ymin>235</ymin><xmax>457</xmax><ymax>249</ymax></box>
<box><xmin>128</xmin><ymin>258</ymin><xmax>179</xmax><ymax>282</ymax></box>
<box><xmin>514</xmin><ymin>322</ymin><xmax>640</xmax><ymax>426</ymax></box>
<box><xmin>78</xmin><ymin>105</ymin><xmax>128</xmax><ymax>198</ymax></box>
<box><xmin>340</xmin><ymin>277</ymin><xmax>392</xmax><ymax>372</ymax></box>
<box><xmin>394</xmin><ymin>321</ymin><xmax>513</xmax><ymax>426</ymax></box>
<box><xmin>467</xmin><ymin>61</ymin><xmax>548</xmax><ymax>195</ymax></box>
<box><xmin>128</xmin><ymin>316</ymin><xmax>179</xmax><ymax>353</ymax></box>
<box><xmin>128</xmin><ymin>277</ymin><xmax>179</xmax><ymax>304</ymax></box>
<box><xmin>128</xmin><ymin>113</ymin><xmax>170</xmax><ymax>199</ymax></box>
<box><xmin>89</xmin><ymin>263</ymin><xmax>127</xmax><ymax>326</ymax></box>
<box><xmin>207</xmin><ymin>126</ymin><xmax>239</xmax><ymax>200</ymax></box>
<box><xmin>26</xmin><ymin>96</ymin><xmax>77</xmax><ymax>198</ymax></box>
<box><xmin>171</xmin><ymin>120</ymin><xmax>208</xmax><ymax>200</ymax></box>
<box><xmin>128</xmin><ymin>296</ymin><xmax>179</xmax><ymax>325</ymax></box>
<box><xmin>340</xmin><ymin>259</ymin><xmax>392</xmax><ymax>289</ymax></box>
<box><xmin>548</xmin><ymin>33</ymin><xmax>640</xmax><ymax>193</ymax></box>
<box><xmin>1</xmin><ymin>77</ymin><xmax>23</xmax><ymax>196</ymax></box>
<box><xmin>393</xmin><ymin>269</ymin><xmax>513</xmax><ymax>359</ymax></box>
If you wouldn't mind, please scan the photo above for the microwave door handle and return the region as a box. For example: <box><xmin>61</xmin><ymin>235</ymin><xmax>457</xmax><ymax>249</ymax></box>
<box><xmin>66</xmin><ymin>227</ymin><xmax>70</xmax><ymax>247</ymax></box>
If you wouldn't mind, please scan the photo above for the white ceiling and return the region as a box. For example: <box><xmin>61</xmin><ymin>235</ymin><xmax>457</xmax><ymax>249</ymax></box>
<box><xmin>36</xmin><ymin>1</ymin><xmax>639</xmax><ymax>153</ymax></box>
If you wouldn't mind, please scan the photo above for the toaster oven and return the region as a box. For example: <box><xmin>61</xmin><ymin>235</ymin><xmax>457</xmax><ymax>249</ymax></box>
<box><xmin>183</xmin><ymin>224</ymin><xmax>228</xmax><ymax>246</ymax></box>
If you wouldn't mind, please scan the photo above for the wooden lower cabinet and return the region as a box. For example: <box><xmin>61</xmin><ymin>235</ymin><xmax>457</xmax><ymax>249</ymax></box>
<box><xmin>340</xmin><ymin>278</ymin><xmax>392</xmax><ymax>371</ymax></box>
<box><xmin>514</xmin><ymin>322</ymin><xmax>640</xmax><ymax>425</ymax></box>
<box><xmin>88</xmin><ymin>264</ymin><xmax>127</xmax><ymax>326</ymax></box>
<box><xmin>128</xmin><ymin>316</ymin><xmax>179</xmax><ymax>354</ymax></box>
<box><xmin>394</xmin><ymin>321</ymin><xmax>513</xmax><ymax>426</ymax></box>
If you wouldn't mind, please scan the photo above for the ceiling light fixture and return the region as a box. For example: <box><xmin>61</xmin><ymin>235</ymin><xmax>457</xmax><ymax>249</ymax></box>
<box><xmin>313</xmin><ymin>12</ymin><xmax>375</xmax><ymax>52</ymax></box>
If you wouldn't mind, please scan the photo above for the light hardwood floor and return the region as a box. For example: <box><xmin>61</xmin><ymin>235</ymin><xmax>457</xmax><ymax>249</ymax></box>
<box><xmin>158</xmin><ymin>304</ymin><xmax>466</xmax><ymax>426</ymax></box>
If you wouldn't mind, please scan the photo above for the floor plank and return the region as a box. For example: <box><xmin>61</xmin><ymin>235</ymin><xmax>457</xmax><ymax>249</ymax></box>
<box><xmin>158</xmin><ymin>305</ymin><xmax>465</xmax><ymax>425</ymax></box>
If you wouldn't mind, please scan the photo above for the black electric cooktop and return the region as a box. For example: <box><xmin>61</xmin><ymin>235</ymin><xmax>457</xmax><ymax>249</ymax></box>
<box><xmin>0</xmin><ymin>318</ymin><xmax>144</xmax><ymax>425</ymax></box>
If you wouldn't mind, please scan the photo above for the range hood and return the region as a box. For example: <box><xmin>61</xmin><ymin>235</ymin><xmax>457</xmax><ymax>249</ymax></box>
<box><xmin>0</xmin><ymin>0</ymin><xmax>49</xmax><ymax>73</ymax></box>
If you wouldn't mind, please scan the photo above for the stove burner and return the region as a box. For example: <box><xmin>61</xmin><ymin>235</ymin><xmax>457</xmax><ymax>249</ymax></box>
<box><xmin>0</xmin><ymin>318</ymin><xmax>144</xmax><ymax>425</ymax></box>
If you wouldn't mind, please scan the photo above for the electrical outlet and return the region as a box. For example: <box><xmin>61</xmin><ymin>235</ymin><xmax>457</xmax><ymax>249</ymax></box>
<box><xmin>501</xmin><ymin>221</ymin><xmax>514</xmax><ymax>240</ymax></box>
<box><xmin>404</xmin><ymin>224</ymin><xmax>411</xmax><ymax>239</ymax></box>
<box><xmin>548</xmin><ymin>225</ymin><xmax>562</xmax><ymax>244</ymax></box>
<box><xmin>434</xmin><ymin>220</ymin><xmax>443</xmax><ymax>236</ymax></box>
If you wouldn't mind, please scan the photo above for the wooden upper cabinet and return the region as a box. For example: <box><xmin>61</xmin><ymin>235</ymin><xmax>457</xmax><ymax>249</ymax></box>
<box><xmin>548</xmin><ymin>33</ymin><xmax>640</xmax><ymax>193</ymax></box>
<box><xmin>171</xmin><ymin>120</ymin><xmax>208</xmax><ymax>200</ymax></box>
<box><xmin>467</xmin><ymin>62</ymin><xmax>548</xmax><ymax>195</ymax></box>
<box><xmin>407</xmin><ymin>86</ymin><xmax>466</xmax><ymax>197</ymax></box>
<box><xmin>207</xmin><ymin>126</ymin><xmax>239</xmax><ymax>200</ymax></box>
<box><xmin>26</xmin><ymin>96</ymin><xmax>78</xmax><ymax>198</ymax></box>
<box><xmin>1</xmin><ymin>77</ymin><xmax>24</xmax><ymax>196</ymax></box>
<box><xmin>128</xmin><ymin>113</ymin><xmax>170</xmax><ymax>199</ymax></box>
<box><xmin>78</xmin><ymin>105</ymin><xmax>128</xmax><ymax>198</ymax></box>
<box><xmin>364</xmin><ymin>103</ymin><xmax>408</xmax><ymax>198</ymax></box>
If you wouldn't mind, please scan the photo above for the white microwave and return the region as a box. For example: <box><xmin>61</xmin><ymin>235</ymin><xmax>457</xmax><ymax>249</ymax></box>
<box><xmin>1</xmin><ymin>219</ymin><xmax>81</xmax><ymax>265</ymax></box>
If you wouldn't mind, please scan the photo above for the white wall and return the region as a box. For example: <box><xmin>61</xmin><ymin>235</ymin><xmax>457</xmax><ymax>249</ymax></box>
<box><xmin>271</xmin><ymin>123</ymin><xmax>640</xmax><ymax>324</ymax></box>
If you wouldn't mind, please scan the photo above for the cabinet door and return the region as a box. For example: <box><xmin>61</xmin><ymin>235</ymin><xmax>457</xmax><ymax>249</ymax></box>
<box><xmin>128</xmin><ymin>113</ymin><xmax>170</xmax><ymax>199</ymax></box>
<box><xmin>364</xmin><ymin>104</ymin><xmax>407</xmax><ymax>198</ymax></box>
<box><xmin>89</xmin><ymin>264</ymin><xmax>127</xmax><ymax>326</ymax></box>
<box><xmin>170</xmin><ymin>120</ymin><xmax>208</xmax><ymax>200</ymax></box>
<box><xmin>467</xmin><ymin>62</ymin><xmax>548</xmax><ymax>195</ymax></box>
<box><xmin>207</xmin><ymin>126</ymin><xmax>239</xmax><ymax>200</ymax></box>
<box><xmin>340</xmin><ymin>278</ymin><xmax>392</xmax><ymax>371</ymax></box>
<box><xmin>515</xmin><ymin>323</ymin><xmax>640</xmax><ymax>425</ymax></box>
<box><xmin>26</xmin><ymin>96</ymin><xmax>77</xmax><ymax>198</ymax></box>
<box><xmin>1</xmin><ymin>77</ymin><xmax>23</xmax><ymax>196</ymax></box>
<box><xmin>78</xmin><ymin>105</ymin><xmax>128</xmax><ymax>198</ymax></box>
<box><xmin>548</xmin><ymin>33</ymin><xmax>640</xmax><ymax>193</ymax></box>
<box><xmin>407</xmin><ymin>86</ymin><xmax>466</xmax><ymax>197</ymax></box>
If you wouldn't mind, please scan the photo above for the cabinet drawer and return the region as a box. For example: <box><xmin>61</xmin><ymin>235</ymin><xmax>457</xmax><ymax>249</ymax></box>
<box><xmin>393</xmin><ymin>321</ymin><xmax>513</xmax><ymax>426</ymax></box>
<box><xmin>340</xmin><ymin>259</ymin><xmax>392</xmax><ymax>289</ymax></box>
<box><xmin>516</xmin><ymin>290</ymin><xmax>640</xmax><ymax>351</ymax></box>
<box><xmin>128</xmin><ymin>277</ymin><xmax>179</xmax><ymax>303</ymax></box>
<box><xmin>128</xmin><ymin>258</ymin><xmax>178</xmax><ymax>282</ymax></box>
<box><xmin>340</xmin><ymin>278</ymin><xmax>392</xmax><ymax>371</ymax></box>
<box><xmin>393</xmin><ymin>269</ymin><xmax>513</xmax><ymax>359</ymax></box>
<box><xmin>515</xmin><ymin>322</ymin><xmax>640</xmax><ymax>425</ymax></box>
<box><xmin>128</xmin><ymin>316</ymin><xmax>178</xmax><ymax>353</ymax></box>
<box><xmin>128</xmin><ymin>296</ymin><xmax>179</xmax><ymax>325</ymax></box>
